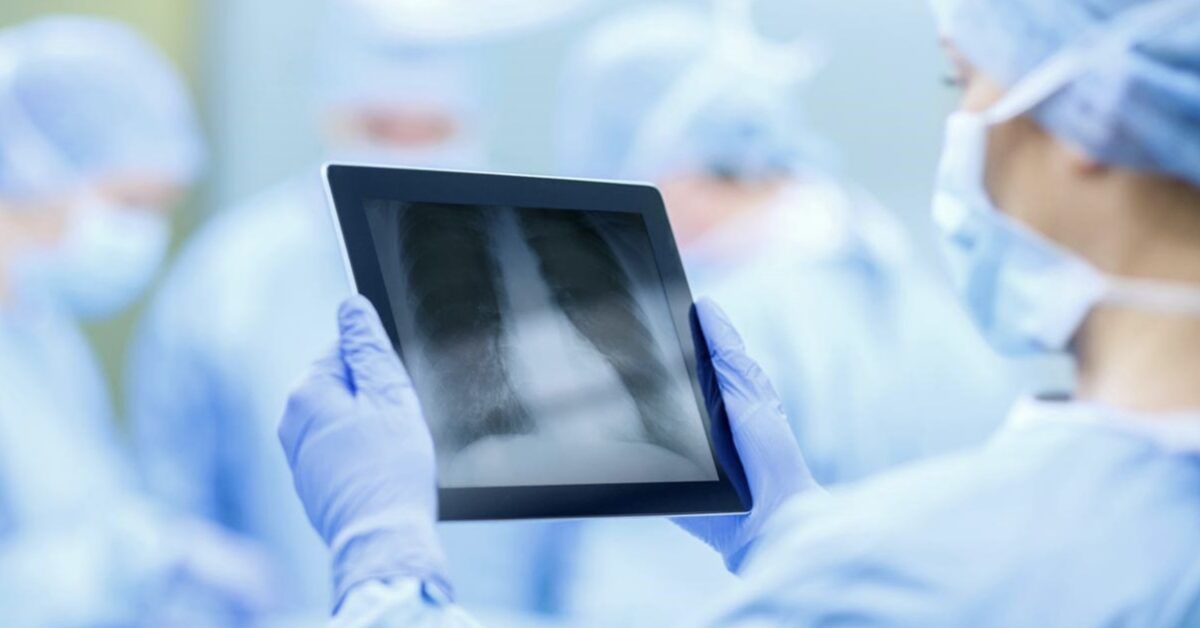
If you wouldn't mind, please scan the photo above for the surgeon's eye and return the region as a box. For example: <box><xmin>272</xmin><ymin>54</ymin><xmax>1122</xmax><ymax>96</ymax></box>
<box><xmin>941</xmin><ymin>71</ymin><xmax>965</xmax><ymax>90</ymax></box>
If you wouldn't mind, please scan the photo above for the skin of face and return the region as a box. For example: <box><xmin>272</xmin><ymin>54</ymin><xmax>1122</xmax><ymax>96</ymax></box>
<box><xmin>325</xmin><ymin>104</ymin><xmax>462</xmax><ymax>150</ymax></box>
<box><xmin>945</xmin><ymin>40</ymin><xmax>1200</xmax><ymax>411</ymax></box>
<box><xmin>1</xmin><ymin>174</ymin><xmax>180</xmax><ymax>242</ymax></box>
<box><xmin>655</xmin><ymin>173</ymin><xmax>788</xmax><ymax>248</ymax></box>
<box><xmin>944</xmin><ymin>43</ymin><xmax>1200</xmax><ymax>282</ymax></box>
<box><xmin>0</xmin><ymin>174</ymin><xmax>181</xmax><ymax>300</ymax></box>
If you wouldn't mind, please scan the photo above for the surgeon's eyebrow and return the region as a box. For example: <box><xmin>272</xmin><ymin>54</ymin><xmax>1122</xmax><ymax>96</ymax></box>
<box><xmin>398</xmin><ymin>203</ymin><xmax>533</xmax><ymax>456</ymax></box>
<box><xmin>518</xmin><ymin>210</ymin><xmax>710</xmax><ymax>471</ymax></box>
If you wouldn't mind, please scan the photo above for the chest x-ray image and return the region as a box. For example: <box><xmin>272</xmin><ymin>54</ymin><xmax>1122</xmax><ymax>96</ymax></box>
<box><xmin>365</xmin><ymin>200</ymin><xmax>718</xmax><ymax>488</ymax></box>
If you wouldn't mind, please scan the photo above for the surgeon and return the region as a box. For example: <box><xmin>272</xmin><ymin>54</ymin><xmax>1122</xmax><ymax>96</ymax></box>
<box><xmin>281</xmin><ymin>0</ymin><xmax>1200</xmax><ymax>624</ymax></box>
<box><xmin>559</xmin><ymin>1</ymin><xmax>1023</xmax><ymax>488</ymax></box>
<box><xmin>0</xmin><ymin>15</ymin><xmax>277</xmax><ymax>625</ymax></box>
<box><xmin>553</xmin><ymin>4</ymin><xmax>1024</xmax><ymax>622</ymax></box>
<box><xmin>127</xmin><ymin>0</ymin><xmax>593</xmax><ymax>619</ymax></box>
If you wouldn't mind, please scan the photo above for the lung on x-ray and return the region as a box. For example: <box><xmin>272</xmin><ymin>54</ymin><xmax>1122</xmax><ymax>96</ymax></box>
<box><xmin>365</xmin><ymin>200</ymin><xmax>718</xmax><ymax>488</ymax></box>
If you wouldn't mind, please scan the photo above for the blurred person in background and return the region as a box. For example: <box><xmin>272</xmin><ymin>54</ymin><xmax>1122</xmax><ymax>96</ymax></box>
<box><xmin>551</xmin><ymin>2</ymin><xmax>1025</xmax><ymax>623</ymax></box>
<box><xmin>560</xmin><ymin>0</ymin><xmax>1024</xmax><ymax>487</ymax></box>
<box><xmin>126</xmin><ymin>0</ymin><xmax>594</xmax><ymax>621</ymax></box>
<box><xmin>0</xmin><ymin>15</ymin><xmax>278</xmax><ymax>626</ymax></box>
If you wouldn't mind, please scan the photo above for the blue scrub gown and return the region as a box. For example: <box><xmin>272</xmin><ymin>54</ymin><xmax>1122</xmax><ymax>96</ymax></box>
<box><xmin>334</xmin><ymin>396</ymin><xmax>1200</xmax><ymax>626</ymax></box>
<box><xmin>0</xmin><ymin>300</ymin><xmax>260</xmax><ymax>625</ymax></box>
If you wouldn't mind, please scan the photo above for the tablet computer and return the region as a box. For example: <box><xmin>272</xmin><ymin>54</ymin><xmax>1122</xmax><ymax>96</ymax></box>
<box><xmin>324</xmin><ymin>163</ymin><xmax>751</xmax><ymax>521</ymax></box>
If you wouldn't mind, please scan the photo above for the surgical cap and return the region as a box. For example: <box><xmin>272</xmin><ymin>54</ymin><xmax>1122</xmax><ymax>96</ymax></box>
<box><xmin>315</xmin><ymin>4</ymin><xmax>480</xmax><ymax>118</ymax></box>
<box><xmin>317</xmin><ymin>0</ymin><xmax>600</xmax><ymax>140</ymax></box>
<box><xmin>0</xmin><ymin>16</ymin><xmax>203</xmax><ymax>199</ymax></box>
<box><xmin>931</xmin><ymin>0</ymin><xmax>1200</xmax><ymax>189</ymax></box>
<box><xmin>557</xmin><ymin>2</ymin><xmax>821</xmax><ymax>181</ymax></box>
<box><xmin>314</xmin><ymin>0</ymin><xmax>595</xmax><ymax>116</ymax></box>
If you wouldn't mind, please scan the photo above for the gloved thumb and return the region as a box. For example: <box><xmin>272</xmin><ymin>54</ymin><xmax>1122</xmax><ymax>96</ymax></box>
<box><xmin>695</xmin><ymin>298</ymin><xmax>778</xmax><ymax>409</ymax></box>
<box><xmin>337</xmin><ymin>295</ymin><xmax>410</xmax><ymax>398</ymax></box>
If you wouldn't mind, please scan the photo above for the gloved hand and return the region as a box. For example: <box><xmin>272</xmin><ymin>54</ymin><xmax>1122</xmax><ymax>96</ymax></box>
<box><xmin>278</xmin><ymin>295</ymin><xmax>450</xmax><ymax>611</ymax></box>
<box><xmin>672</xmin><ymin>298</ymin><xmax>821</xmax><ymax>573</ymax></box>
<box><xmin>163</xmin><ymin>518</ymin><xmax>280</xmax><ymax>615</ymax></box>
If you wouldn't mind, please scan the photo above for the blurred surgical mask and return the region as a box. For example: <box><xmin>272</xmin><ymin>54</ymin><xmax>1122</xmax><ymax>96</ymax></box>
<box><xmin>933</xmin><ymin>0</ymin><xmax>1200</xmax><ymax>357</ymax></box>
<box><xmin>13</xmin><ymin>194</ymin><xmax>169</xmax><ymax>319</ymax></box>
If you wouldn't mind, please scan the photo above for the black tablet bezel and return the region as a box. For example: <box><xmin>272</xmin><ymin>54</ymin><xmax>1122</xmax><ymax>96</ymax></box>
<box><xmin>324</xmin><ymin>163</ymin><xmax>751</xmax><ymax>521</ymax></box>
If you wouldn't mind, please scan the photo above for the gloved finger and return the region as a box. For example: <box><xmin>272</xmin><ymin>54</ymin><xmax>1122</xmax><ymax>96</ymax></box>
<box><xmin>308</xmin><ymin>342</ymin><xmax>349</xmax><ymax>387</ymax></box>
<box><xmin>279</xmin><ymin>343</ymin><xmax>345</xmax><ymax>466</ymax></box>
<box><xmin>694</xmin><ymin>298</ymin><xmax>745</xmax><ymax>353</ymax></box>
<box><xmin>694</xmin><ymin>298</ymin><xmax>781</xmax><ymax>413</ymax></box>
<box><xmin>337</xmin><ymin>295</ymin><xmax>413</xmax><ymax>399</ymax></box>
<box><xmin>695</xmin><ymin>299</ymin><xmax>808</xmax><ymax>487</ymax></box>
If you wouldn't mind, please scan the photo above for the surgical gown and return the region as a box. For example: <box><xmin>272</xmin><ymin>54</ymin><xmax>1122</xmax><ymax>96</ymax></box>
<box><xmin>126</xmin><ymin>175</ymin><xmax>579</xmax><ymax>618</ymax></box>
<box><xmin>336</xmin><ymin>396</ymin><xmax>1200</xmax><ymax>626</ymax></box>
<box><xmin>0</xmin><ymin>300</ymin><xmax>253</xmax><ymax>626</ymax></box>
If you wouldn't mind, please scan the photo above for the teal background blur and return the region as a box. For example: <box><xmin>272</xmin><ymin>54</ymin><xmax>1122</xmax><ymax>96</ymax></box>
<box><xmin>0</xmin><ymin>0</ymin><xmax>956</xmax><ymax>419</ymax></box>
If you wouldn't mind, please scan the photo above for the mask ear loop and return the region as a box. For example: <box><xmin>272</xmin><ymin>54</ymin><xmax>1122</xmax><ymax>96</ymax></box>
<box><xmin>1102</xmin><ymin>279</ymin><xmax>1200</xmax><ymax>316</ymax></box>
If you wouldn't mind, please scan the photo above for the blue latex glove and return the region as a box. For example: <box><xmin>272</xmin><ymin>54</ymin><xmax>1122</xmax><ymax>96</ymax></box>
<box><xmin>278</xmin><ymin>295</ymin><xmax>450</xmax><ymax>611</ymax></box>
<box><xmin>672</xmin><ymin>298</ymin><xmax>821</xmax><ymax>573</ymax></box>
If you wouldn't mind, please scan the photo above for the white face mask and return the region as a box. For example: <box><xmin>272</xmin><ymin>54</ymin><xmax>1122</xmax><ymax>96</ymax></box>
<box><xmin>933</xmin><ymin>0</ymin><xmax>1200</xmax><ymax>356</ymax></box>
<box><xmin>13</xmin><ymin>194</ymin><xmax>169</xmax><ymax>319</ymax></box>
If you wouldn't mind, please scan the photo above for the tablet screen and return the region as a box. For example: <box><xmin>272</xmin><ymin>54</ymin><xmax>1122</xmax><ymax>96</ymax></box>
<box><xmin>364</xmin><ymin>200</ymin><xmax>719</xmax><ymax>488</ymax></box>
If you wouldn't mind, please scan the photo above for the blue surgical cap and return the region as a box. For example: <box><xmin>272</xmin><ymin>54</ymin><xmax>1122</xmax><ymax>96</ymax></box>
<box><xmin>931</xmin><ymin>0</ymin><xmax>1200</xmax><ymax>189</ymax></box>
<box><xmin>0</xmin><ymin>15</ymin><xmax>203</xmax><ymax>199</ymax></box>
<box><xmin>557</xmin><ymin>2</ymin><xmax>821</xmax><ymax>181</ymax></box>
<box><xmin>314</xmin><ymin>0</ymin><xmax>488</xmax><ymax>118</ymax></box>
<box><xmin>316</xmin><ymin>0</ymin><xmax>600</xmax><ymax>116</ymax></box>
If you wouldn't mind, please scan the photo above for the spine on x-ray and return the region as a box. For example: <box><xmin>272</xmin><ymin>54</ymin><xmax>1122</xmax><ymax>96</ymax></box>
<box><xmin>398</xmin><ymin>205</ymin><xmax>533</xmax><ymax>454</ymax></box>
<box><xmin>518</xmin><ymin>210</ymin><xmax>709</xmax><ymax>470</ymax></box>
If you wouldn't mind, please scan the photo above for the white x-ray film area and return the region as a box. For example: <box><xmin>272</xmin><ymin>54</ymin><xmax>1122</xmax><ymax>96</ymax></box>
<box><xmin>365</xmin><ymin>201</ymin><xmax>718</xmax><ymax>487</ymax></box>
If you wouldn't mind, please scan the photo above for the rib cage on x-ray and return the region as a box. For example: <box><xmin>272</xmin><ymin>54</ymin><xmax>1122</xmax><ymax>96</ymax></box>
<box><xmin>396</xmin><ymin>205</ymin><xmax>534</xmax><ymax>454</ymax></box>
<box><xmin>366</xmin><ymin>199</ymin><xmax>717</xmax><ymax>485</ymax></box>
<box><xmin>516</xmin><ymin>210</ymin><xmax>709</xmax><ymax>467</ymax></box>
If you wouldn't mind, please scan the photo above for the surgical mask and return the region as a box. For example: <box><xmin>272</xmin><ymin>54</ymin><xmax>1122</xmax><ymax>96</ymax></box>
<box><xmin>13</xmin><ymin>195</ymin><xmax>169</xmax><ymax>319</ymax></box>
<box><xmin>932</xmin><ymin>0</ymin><xmax>1200</xmax><ymax>356</ymax></box>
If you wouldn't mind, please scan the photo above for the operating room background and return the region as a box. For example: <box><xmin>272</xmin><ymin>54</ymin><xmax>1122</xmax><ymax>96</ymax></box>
<box><xmin>0</xmin><ymin>0</ymin><xmax>956</xmax><ymax>420</ymax></box>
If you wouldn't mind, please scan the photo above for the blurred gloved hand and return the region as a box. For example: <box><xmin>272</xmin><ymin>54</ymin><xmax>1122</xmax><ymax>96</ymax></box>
<box><xmin>672</xmin><ymin>298</ymin><xmax>821</xmax><ymax>573</ymax></box>
<box><xmin>279</xmin><ymin>295</ymin><xmax>450</xmax><ymax>611</ymax></box>
<box><xmin>165</xmin><ymin>518</ymin><xmax>280</xmax><ymax>614</ymax></box>
<box><xmin>136</xmin><ymin>517</ymin><xmax>281</xmax><ymax>625</ymax></box>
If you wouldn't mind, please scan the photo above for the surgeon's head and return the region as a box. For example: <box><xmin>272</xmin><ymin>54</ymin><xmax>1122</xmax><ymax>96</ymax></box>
<box><xmin>559</xmin><ymin>1</ymin><xmax>821</xmax><ymax>247</ymax></box>
<box><xmin>928</xmin><ymin>0</ymin><xmax>1200</xmax><ymax>367</ymax></box>
<box><xmin>0</xmin><ymin>16</ymin><xmax>202</xmax><ymax>317</ymax></box>
<box><xmin>933</xmin><ymin>0</ymin><xmax>1200</xmax><ymax>278</ymax></box>
<box><xmin>315</xmin><ymin>1</ymin><xmax>488</xmax><ymax>170</ymax></box>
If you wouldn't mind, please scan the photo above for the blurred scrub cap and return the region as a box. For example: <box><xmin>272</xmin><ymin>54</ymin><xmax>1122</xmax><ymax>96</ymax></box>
<box><xmin>558</xmin><ymin>0</ymin><xmax>824</xmax><ymax>182</ymax></box>
<box><xmin>317</xmin><ymin>0</ymin><xmax>596</xmax><ymax>117</ymax></box>
<box><xmin>930</xmin><ymin>0</ymin><xmax>1200</xmax><ymax>189</ymax></box>
<box><xmin>0</xmin><ymin>15</ymin><xmax>203</xmax><ymax>200</ymax></box>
